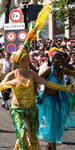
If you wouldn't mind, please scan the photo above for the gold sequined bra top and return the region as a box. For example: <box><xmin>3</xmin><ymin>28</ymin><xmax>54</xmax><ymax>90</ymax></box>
<box><xmin>12</xmin><ymin>73</ymin><xmax>35</xmax><ymax>108</ymax></box>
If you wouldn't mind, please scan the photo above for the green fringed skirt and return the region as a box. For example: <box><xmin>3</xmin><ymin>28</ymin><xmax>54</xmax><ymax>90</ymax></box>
<box><xmin>9</xmin><ymin>103</ymin><xmax>40</xmax><ymax>150</ymax></box>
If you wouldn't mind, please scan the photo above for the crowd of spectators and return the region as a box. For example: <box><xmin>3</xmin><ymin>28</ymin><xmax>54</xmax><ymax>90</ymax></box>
<box><xmin>0</xmin><ymin>37</ymin><xmax>75</xmax><ymax>75</ymax></box>
<box><xmin>29</xmin><ymin>37</ymin><xmax>75</xmax><ymax>71</ymax></box>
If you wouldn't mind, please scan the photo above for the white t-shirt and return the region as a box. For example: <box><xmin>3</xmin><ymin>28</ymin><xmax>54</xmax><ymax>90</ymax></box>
<box><xmin>38</xmin><ymin>61</ymin><xmax>48</xmax><ymax>92</ymax></box>
<box><xmin>38</xmin><ymin>61</ymin><xmax>48</xmax><ymax>76</ymax></box>
<box><xmin>66</xmin><ymin>41</ymin><xmax>71</xmax><ymax>50</ymax></box>
<box><xmin>2</xmin><ymin>60</ymin><xmax>11</xmax><ymax>74</ymax></box>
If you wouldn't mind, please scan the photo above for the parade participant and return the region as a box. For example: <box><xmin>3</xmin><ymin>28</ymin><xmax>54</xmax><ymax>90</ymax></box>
<box><xmin>0</xmin><ymin>46</ymin><xmax>75</xmax><ymax>150</ymax></box>
<box><xmin>37</xmin><ymin>47</ymin><xmax>75</xmax><ymax>150</ymax></box>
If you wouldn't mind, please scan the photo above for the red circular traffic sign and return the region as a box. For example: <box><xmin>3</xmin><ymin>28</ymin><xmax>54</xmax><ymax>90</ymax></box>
<box><xmin>10</xmin><ymin>9</ymin><xmax>23</xmax><ymax>23</ymax></box>
<box><xmin>7</xmin><ymin>43</ymin><xmax>16</xmax><ymax>53</ymax></box>
<box><xmin>18</xmin><ymin>43</ymin><xmax>24</xmax><ymax>50</ymax></box>
<box><xmin>18</xmin><ymin>31</ymin><xmax>27</xmax><ymax>41</ymax></box>
<box><xmin>6</xmin><ymin>32</ymin><xmax>16</xmax><ymax>42</ymax></box>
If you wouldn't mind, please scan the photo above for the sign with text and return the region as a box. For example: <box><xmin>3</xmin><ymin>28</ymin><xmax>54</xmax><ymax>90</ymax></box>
<box><xmin>4</xmin><ymin>23</ymin><xmax>25</xmax><ymax>30</ymax></box>
<box><xmin>9</xmin><ymin>9</ymin><xmax>23</xmax><ymax>23</ymax></box>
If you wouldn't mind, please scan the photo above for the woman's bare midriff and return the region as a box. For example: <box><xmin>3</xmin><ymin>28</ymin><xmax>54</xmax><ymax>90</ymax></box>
<box><xmin>12</xmin><ymin>94</ymin><xmax>22</xmax><ymax>105</ymax></box>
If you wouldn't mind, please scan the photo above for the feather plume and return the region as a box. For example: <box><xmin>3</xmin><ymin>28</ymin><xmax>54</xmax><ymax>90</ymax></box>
<box><xmin>24</xmin><ymin>4</ymin><xmax>51</xmax><ymax>47</ymax></box>
<box><xmin>35</xmin><ymin>4</ymin><xmax>51</xmax><ymax>30</ymax></box>
<box><xmin>48</xmin><ymin>47</ymin><xmax>59</xmax><ymax>57</ymax></box>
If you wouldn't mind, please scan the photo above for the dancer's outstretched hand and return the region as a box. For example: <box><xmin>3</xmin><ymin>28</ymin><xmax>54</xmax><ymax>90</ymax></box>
<box><xmin>11</xmin><ymin>79</ymin><xmax>20</xmax><ymax>86</ymax></box>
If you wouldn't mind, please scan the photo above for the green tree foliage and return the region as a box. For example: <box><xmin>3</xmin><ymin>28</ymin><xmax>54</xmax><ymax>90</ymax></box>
<box><xmin>52</xmin><ymin>0</ymin><xmax>75</xmax><ymax>29</ymax></box>
<box><xmin>0</xmin><ymin>0</ymin><xmax>5</xmax><ymax>16</ymax></box>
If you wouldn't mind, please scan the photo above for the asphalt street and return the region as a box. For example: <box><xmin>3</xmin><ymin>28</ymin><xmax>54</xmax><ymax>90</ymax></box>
<box><xmin>0</xmin><ymin>97</ymin><xmax>75</xmax><ymax>150</ymax></box>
